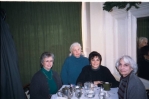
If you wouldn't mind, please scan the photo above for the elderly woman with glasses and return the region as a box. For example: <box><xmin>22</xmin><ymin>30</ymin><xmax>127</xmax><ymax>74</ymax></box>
<box><xmin>116</xmin><ymin>55</ymin><xmax>147</xmax><ymax>99</ymax></box>
<box><xmin>30</xmin><ymin>52</ymin><xmax>62</xmax><ymax>99</ymax></box>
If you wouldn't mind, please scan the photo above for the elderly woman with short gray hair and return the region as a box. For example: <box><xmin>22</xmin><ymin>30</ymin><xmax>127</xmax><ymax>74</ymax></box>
<box><xmin>30</xmin><ymin>52</ymin><xmax>62</xmax><ymax>99</ymax></box>
<box><xmin>115</xmin><ymin>55</ymin><xmax>147</xmax><ymax>99</ymax></box>
<box><xmin>61</xmin><ymin>42</ymin><xmax>89</xmax><ymax>85</ymax></box>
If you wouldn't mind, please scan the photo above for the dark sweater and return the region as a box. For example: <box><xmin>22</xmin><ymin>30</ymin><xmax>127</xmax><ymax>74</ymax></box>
<box><xmin>30</xmin><ymin>70</ymin><xmax>62</xmax><ymax>99</ymax></box>
<box><xmin>118</xmin><ymin>72</ymin><xmax>148</xmax><ymax>99</ymax></box>
<box><xmin>76</xmin><ymin>65</ymin><xmax>119</xmax><ymax>87</ymax></box>
<box><xmin>137</xmin><ymin>58</ymin><xmax>149</xmax><ymax>80</ymax></box>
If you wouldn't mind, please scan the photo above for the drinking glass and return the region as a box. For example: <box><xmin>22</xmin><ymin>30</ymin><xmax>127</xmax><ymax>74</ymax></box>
<box><xmin>100</xmin><ymin>85</ymin><xmax>104</xmax><ymax>93</ymax></box>
<box><xmin>67</xmin><ymin>89</ymin><xmax>73</xmax><ymax>99</ymax></box>
<box><xmin>75</xmin><ymin>88</ymin><xmax>82</xmax><ymax>99</ymax></box>
<box><xmin>100</xmin><ymin>81</ymin><xmax>104</xmax><ymax>93</ymax></box>
<box><xmin>70</xmin><ymin>84</ymin><xmax>76</xmax><ymax>93</ymax></box>
<box><xmin>104</xmin><ymin>91</ymin><xmax>110</xmax><ymax>98</ymax></box>
<box><xmin>84</xmin><ymin>82</ymin><xmax>91</xmax><ymax>90</ymax></box>
<box><xmin>98</xmin><ymin>92</ymin><xmax>106</xmax><ymax>99</ymax></box>
<box><xmin>86</xmin><ymin>89</ymin><xmax>95</xmax><ymax>98</ymax></box>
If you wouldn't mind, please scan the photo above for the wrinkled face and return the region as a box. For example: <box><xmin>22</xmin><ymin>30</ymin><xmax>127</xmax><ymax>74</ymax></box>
<box><xmin>72</xmin><ymin>45</ymin><xmax>81</xmax><ymax>58</ymax></box>
<box><xmin>42</xmin><ymin>57</ymin><xmax>54</xmax><ymax>71</ymax></box>
<box><xmin>91</xmin><ymin>56</ymin><xmax>100</xmax><ymax>69</ymax></box>
<box><xmin>117</xmin><ymin>59</ymin><xmax>133</xmax><ymax>77</ymax></box>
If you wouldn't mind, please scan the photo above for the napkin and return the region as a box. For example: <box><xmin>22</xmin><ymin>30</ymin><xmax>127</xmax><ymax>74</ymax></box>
<box><xmin>56</xmin><ymin>97</ymin><xmax>67</xmax><ymax>99</ymax></box>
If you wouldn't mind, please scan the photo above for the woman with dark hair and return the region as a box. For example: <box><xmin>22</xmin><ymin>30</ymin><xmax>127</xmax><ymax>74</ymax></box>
<box><xmin>76</xmin><ymin>51</ymin><xmax>119</xmax><ymax>87</ymax></box>
<box><xmin>30</xmin><ymin>52</ymin><xmax>62</xmax><ymax>99</ymax></box>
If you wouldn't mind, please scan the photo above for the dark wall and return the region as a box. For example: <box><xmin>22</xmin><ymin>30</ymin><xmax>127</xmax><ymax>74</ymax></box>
<box><xmin>1</xmin><ymin>2</ymin><xmax>82</xmax><ymax>85</ymax></box>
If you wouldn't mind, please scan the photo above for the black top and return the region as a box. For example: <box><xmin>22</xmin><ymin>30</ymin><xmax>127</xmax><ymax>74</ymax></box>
<box><xmin>76</xmin><ymin>65</ymin><xmax>119</xmax><ymax>87</ymax></box>
<box><xmin>137</xmin><ymin>58</ymin><xmax>149</xmax><ymax>80</ymax></box>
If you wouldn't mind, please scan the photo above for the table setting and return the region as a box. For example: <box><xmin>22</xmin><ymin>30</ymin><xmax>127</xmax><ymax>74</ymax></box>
<box><xmin>51</xmin><ymin>82</ymin><xmax>118</xmax><ymax>99</ymax></box>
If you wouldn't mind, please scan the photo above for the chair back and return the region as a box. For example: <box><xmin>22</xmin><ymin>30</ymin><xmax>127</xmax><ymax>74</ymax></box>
<box><xmin>23</xmin><ymin>83</ymin><xmax>30</xmax><ymax>99</ymax></box>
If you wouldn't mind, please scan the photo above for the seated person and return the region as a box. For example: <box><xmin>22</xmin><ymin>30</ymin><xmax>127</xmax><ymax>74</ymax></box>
<box><xmin>30</xmin><ymin>52</ymin><xmax>62</xmax><ymax>99</ymax></box>
<box><xmin>116</xmin><ymin>55</ymin><xmax>147</xmax><ymax>99</ymax></box>
<box><xmin>61</xmin><ymin>42</ymin><xmax>89</xmax><ymax>85</ymax></box>
<box><xmin>76</xmin><ymin>51</ymin><xmax>119</xmax><ymax>87</ymax></box>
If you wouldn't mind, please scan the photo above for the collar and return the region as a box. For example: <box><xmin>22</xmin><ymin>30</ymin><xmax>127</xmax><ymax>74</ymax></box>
<box><xmin>91</xmin><ymin>65</ymin><xmax>100</xmax><ymax>71</ymax></box>
<box><xmin>121</xmin><ymin>71</ymin><xmax>133</xmax><ymax>81</ymax></box>
<box><xmin>71</xmin><ymin>54</ymin><xmax>84</xmax><ymax>59</ymax></box>
<box><xmin>41</xmin><ymin>67</ymin><xmax>52</xmax><ymax>74</ymax></box>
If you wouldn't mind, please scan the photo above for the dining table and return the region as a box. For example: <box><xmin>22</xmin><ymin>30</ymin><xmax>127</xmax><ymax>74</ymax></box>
<box><xmin>51</xmin><ymin>85</ymin><xmax>118</xmax><ymax>99</ymax></box>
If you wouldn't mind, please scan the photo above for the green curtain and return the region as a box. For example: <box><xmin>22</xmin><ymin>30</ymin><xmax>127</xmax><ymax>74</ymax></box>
<box><xmin>1</xmin><ymin>2</ymin><xmax>82</xmax><ymax>86</ymax></box>
<box><xmin>137</xmin><ymin>17</ymin><xmax>149</xmax><ymax>39</ymax></box>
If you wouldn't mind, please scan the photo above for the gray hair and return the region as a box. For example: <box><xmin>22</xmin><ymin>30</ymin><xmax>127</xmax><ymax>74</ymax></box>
<box><xmin>69</xmin><ymin>42</ymin><xmax>82</xmax><ymax>56</ymax></box>
<box><xmin>138</xmin><ymin>37</ymin><xmax>148</xmax><ymax>45</ymax></box>
<box><xmin>115</xmin><ymin>55</ymin><xmax>138</xmax><ymax>73</ymax></box>
<box><xmin>40</xmin><ymin>52</ymin><xmax>54</xmax><ymax>68</ymax></box>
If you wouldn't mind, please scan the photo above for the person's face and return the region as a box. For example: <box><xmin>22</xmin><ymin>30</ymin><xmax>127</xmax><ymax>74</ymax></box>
<box><xmin>117</xmin><ymin>59</ymin><xmax>133</xmax><ymax>77</ymax></box>
<box><xmin>142</xmin><ymin>39</ymin><xmax>148</xmax><ymax>47</ymax></box>
<box><xmin>42</xmin><ymin>56</ymin><xmax>54</xmax><ymax>71</ymax></box>
<box><xmin>72</xmin><ymin>45</ymin><xmax>81</xmax><ymax>58</ymax></box>
<box><xmin>91</xmin><ymin>56</ymin><xmax>101</xmax><ymax>69</ymax></box>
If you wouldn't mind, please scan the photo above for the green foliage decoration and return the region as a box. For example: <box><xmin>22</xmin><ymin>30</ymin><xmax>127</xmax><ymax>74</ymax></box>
<box><xmin>103</xmin><ymin>2</ymin><xmax>141</xmax><ymax>12</ymax></box>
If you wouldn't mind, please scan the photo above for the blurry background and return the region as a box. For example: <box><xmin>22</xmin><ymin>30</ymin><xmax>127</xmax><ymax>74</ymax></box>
<box><xmin>1</xmin><ymin>2</ymin><xmax>82</xmax><ymax>86</ymax></box>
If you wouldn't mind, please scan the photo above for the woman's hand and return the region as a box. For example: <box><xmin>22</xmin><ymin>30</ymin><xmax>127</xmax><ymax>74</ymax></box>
<box><xmin>94</xmin><ymin>81</ymin><xmax>100</xmax><ymax>85</ymax></box>
<box><xmin>94</xmin><ymin>81</ymin><xmax>103</xmax><ymax>85</ymax></box>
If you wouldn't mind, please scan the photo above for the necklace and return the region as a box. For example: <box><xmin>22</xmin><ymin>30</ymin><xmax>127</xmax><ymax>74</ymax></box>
<box><xmin>42</xmin><ymin>71</ymin><xmax>53</xmax><ymax>80</ymax></box>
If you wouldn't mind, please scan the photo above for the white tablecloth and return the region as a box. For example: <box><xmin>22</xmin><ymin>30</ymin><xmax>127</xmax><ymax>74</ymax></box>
<box><xmin>51</xmin><ymin>85</ymin><xmax>118</xmax><ymax>99</ymax></box>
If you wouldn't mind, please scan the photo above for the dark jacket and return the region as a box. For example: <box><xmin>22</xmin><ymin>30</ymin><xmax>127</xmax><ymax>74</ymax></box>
<box><xmin>137</xmin><ymin>58</ymin><xmax>149</xmax><ymax>80</ymax></box>
<box><xmin>30</xmin><ymin>70</ymin><xmax>62</xmax><ymax>99</ymax></box>
<box><xmin>76</xmin><ymin>65</ymin><xmax>119</xmax><ymax>87</ymax></box>
<box><xmin>119</xmin><ymin>72</ymin><xmax>148</xmax><ymax>99</ymax></box>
